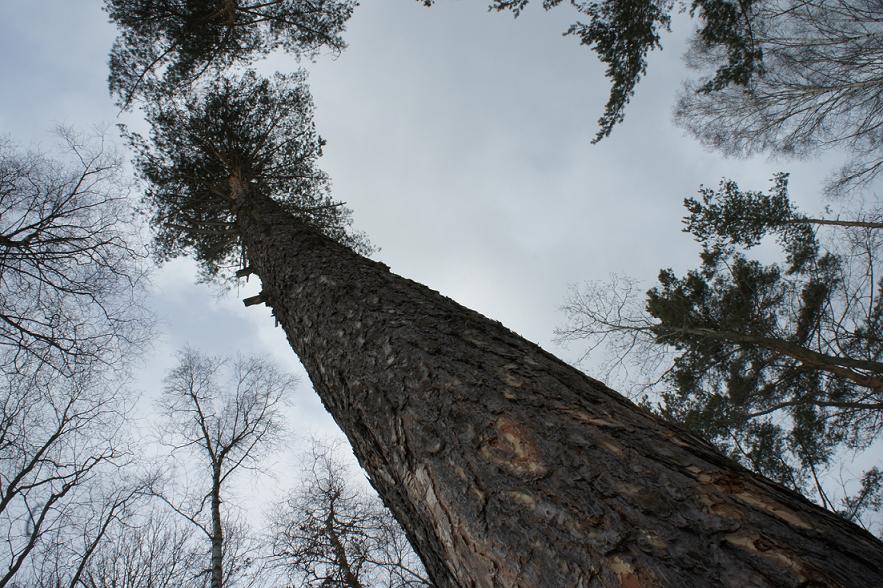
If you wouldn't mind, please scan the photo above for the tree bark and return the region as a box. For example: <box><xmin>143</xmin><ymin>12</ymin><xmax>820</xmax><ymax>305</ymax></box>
<box><xmin>233</xmin><ymin>189</ymin><xmax>883</xmax><ymax>587</ymax></box>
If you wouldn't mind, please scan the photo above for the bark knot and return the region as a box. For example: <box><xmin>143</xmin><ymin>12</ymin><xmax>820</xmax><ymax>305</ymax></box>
<box><xmin>724</xmin><ymin>531</ymin><xmax>808</xmax><ymax>580</ymax></box>
<box><xmin>480</xmin><ymin>416</ymin><xmax>547</xmax><ymax>479</ymax></box>
<box><xmin>609</xmin><ymin>556</ymin><xmax>645</xmax><ymax>588</ymax></box>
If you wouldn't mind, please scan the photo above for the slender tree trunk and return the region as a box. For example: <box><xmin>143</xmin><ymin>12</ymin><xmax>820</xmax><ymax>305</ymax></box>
<box><xmin>790</xmin><ymin>217</ymin><xmax>883</xmax><ymax>230</ymax></box>
<box><xmin>660</xmin><ymin>326</ymin><xmax>883</xmax><ymax>391</ymax></box>
<box><xmin>210</xmin><ymin>470</ymin><xmax>224</xmax><ymax>588</ymax></box>
<box><xmin>232</xmin><ymin>187</ymin><xmax>883</xmax><ymax>587</ymax></box>
<box><xmin>326</xmin><ymin>497</ymin><xmax>364</xmax><ymax>588</ymax></box>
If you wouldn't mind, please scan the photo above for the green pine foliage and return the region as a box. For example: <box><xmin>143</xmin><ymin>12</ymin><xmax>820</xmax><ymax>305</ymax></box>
<box><xmin>125</xmin><ymin>69</ymin><xmax>370</xmax><ymax>281</ymax></box>
<box><xmin>559</xmin><ymin>176</ymin><xmax>882</xmax><ymax>528</ymax></box>
<box><xmin>654</xmin><ymin>178</ymin><xmax>882</xmax><ymax>523</ymax></box>
<box><xmin>105</xmin><ymin>0</ymin><xmax>356</xmax><ymax>107</ymax></box>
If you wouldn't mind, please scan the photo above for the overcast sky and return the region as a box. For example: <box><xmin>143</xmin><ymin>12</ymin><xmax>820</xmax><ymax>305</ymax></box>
<box><xmin>0</xmin><ymin>1</ymin><xmax>869</xmax><ymax>512</ymax></box>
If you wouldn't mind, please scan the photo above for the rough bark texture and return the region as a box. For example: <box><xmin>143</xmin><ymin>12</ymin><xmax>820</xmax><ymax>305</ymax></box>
<box><xmin>233</xmin><ymin>190</ymin><xmax>883</xmax><ymax>587</ymax></box>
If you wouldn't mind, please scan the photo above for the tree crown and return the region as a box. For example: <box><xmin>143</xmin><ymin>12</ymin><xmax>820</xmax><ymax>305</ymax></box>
<box><xmin>127</xmin><ymin>69</ymin><xmax>369</xmax><ymax>281</ymax></box>
<box><xmin>558</xmin><ymin>177</ymin><xmax>883</xmax><ymax>529</ymax></box>
<box><xmin>105</xmin><ymin>0</ymin><xmax>356</xmax><ymax>108</ymax></box>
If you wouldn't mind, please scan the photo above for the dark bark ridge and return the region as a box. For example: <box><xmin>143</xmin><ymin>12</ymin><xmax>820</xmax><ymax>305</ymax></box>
<box><xmin>233</xmin><ymin>190</ymin><xmax>883</xmax><ymax>587</ymax></box>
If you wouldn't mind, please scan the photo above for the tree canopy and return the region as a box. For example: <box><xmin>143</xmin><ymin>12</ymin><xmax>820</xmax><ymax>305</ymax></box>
<box><xmin>108</xmin><ymin>0</ymin><xmax>776</xmax><ymax>143</ymax></box>
<box><xmin>105</xmin><ymin>0</ymin><xmax>356</xmax><ymax>107</ymax></box>
<box><xmin>106</xmin><ymin>0</ymin><xmax>883</xmax><ymax>195</ymax></box>
<box><xmin>675</xmin><ymin>0</ymin><xmax>883</xmax><ymax>195</ymax></box>
<box><xmin>126</xmin><ymin>69</ymin><xmax>369</xmax><ymax>281</ymax></box>
<box><xmin>0</xmin><ymin>133</ymin><xmax>148</xmax><ymax>376</ymax></box>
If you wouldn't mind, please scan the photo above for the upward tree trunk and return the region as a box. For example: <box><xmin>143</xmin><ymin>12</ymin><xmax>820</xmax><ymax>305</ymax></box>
<box><xmin>232</xmin><ymin>188</ymin><xmax>883</xmax><ymax>587</ymax></box>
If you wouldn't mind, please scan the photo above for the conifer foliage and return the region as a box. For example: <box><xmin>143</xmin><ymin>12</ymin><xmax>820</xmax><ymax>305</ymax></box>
<box><xmin>558</xmin><ymin>176</ymin><xmax>883</xmax><ymax>528</ymax></box>
<box><xmin>105</xmin><ymin>0</ymin><xmax>356</xmax><ymax>107</ymax></box>
<box><xmin>125</xmin><ymin>69</ymin><xmax>368</xmax><ymax>280</ymax></box>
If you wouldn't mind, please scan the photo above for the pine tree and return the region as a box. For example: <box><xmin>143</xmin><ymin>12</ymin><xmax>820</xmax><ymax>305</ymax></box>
<box><xmin>559</xmin><ymin>175</ymin><xmax>883</xmax><ymax>530</ymax></box>
<box><xmin>129</xmin><ymin>69</ymin><xmax>883</xmax><ymax>586</ymax></box>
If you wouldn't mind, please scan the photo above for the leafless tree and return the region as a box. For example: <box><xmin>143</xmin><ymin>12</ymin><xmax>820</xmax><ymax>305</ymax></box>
<box><xmin>0</xmin><ymin>359</ymin><xmax>141</xmax><ymax>588</ymax></box>
<box><xmin>154</xmin><ymin>348</ymin><xmax>295</xmax><ymax>588</ymax></box>
<box><xmin>0</xmin><ymin>131</ymin><xmax>149</xmax><ymax>377</ymax></box>
<box><xmin>268</xmin><ymin>442</ymin><xmax>431</xmax><ymax>588</ymax></box>
<box><xmin>0</xmin><ymin>129</ymin><xmax>152</xmax><ymax>587</ymax></box>
<box><xmin>73</xmin><ymin>507</ymin><xmax>205</xmax><ymax>588</ymax></box>
<box><xmin>675</xmin><ymin>0</ymin><xmax>883</xmax><ymax>196</ymax></box>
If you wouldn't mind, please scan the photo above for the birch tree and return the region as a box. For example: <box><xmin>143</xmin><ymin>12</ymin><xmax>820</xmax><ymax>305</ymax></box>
<box><xmin>269</xmin><ymin>442</ymin><xmax>431</xmax><ymax>588</ymax></box>
<box><xmin>154</xmin><ymin>348</ymin><xmax>295</xmax><ymax>588</ymax></box>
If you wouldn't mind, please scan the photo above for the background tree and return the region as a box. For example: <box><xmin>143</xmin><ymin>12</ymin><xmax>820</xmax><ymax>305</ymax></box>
<box><xmin>0</xmin><ymin>358</ymin><xmax>142</xmax><ymax>588</ymax></box>
<box><xmin>75</xmin><ymin>508</ymin><xmax>205</xmax><ymax>588</ymax></box>
<box><xmin>154</xmin><ymin>348</ymin><xmax>295</xmax><ymax>588</ymax></box>
<box><xmin>675</xmin><ymin>0</ymin><xmax>883</xmax><ymax>195</ymax></box>
<box><xmin>0</xmin><ymin>131</ymin><xmax>150</xmax><ymax>587</ymax></box>
<box><xmin>268</xmin><ymin>441</ymin><xmax>431</xmax><ymax>588</ymax></box>
<box><xmin>104</xmin><ymin>0</ymin><xmax>357</xmax><ymax>107</ymax></box>
<box><xmin>557</xmin><ymin>174</ymin><xmax>883</xmax><ymax>530</ymax></box>
<box><xmin>0</xmin><ymin>133</ymin><xmax>148</xmax><ymax>376</ymax></box>
<box><xmin>126</xmin><ymin>64</ymin><xmax>883</xmax><ymax>584</ymax></box>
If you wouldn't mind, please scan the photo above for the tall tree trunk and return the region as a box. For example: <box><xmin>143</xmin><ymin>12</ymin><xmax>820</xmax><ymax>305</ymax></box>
<box><xmin>232</xmin><ymin>188</ymin><xmax>883</xmax><ymax>587</ymax></box>
<box><xmin>210</xmin><ymin>470</ymin><xmax>224</xmax><ymax>588</ymax></box>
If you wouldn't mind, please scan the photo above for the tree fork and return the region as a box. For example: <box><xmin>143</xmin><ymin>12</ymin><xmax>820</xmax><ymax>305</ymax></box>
<box><xmin>233</xmin><ymin>190</ymin><xmax>883</xmax><ymax>587</ymax></box>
